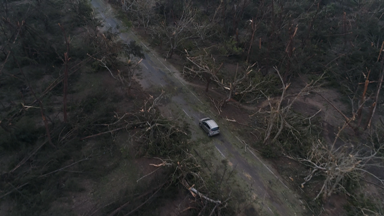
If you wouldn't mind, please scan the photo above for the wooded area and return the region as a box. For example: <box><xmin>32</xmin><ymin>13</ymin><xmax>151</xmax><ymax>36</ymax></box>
<box><xmin>113</xmin><ymin>0</ymin><xmax>384</xmax><ymax>215</ymax></box>
<box><xmin>0</xmin><ymin>0</ymin><xmax>244</xmax><ymax>215</ymax></box>
<box><xmin>1</xmin><ymin>0</ymin><xmax>384</xmax><ymax>215</ymax></box>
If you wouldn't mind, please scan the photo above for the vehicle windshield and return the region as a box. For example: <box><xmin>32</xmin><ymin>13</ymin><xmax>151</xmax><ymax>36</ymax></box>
<box><xmin>211</xmin><ymin>127</ymin><xmax>219</xmax><ymax>131</ymax></box>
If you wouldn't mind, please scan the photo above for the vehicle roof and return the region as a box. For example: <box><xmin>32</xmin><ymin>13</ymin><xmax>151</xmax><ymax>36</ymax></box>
<box><xmin>205</xmin><ymin>119</ymin><xmax>219</xmax><ymax>128</ymax></box>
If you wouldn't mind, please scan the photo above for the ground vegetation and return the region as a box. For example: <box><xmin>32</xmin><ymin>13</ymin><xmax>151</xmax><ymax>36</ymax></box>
<box><xmin>0</xmin><ymin>0</ymin><xmax>252</xmax><ymax>215</ymax></box>
<box><xmin>111</xmin><ymin>0</ymin><xmax>384</xmax><ymax>215</ymax></box>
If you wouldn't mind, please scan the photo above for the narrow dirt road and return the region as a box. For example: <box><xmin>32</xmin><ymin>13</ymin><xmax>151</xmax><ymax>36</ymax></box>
<box><xmin>90</xmin><ymin>1</ymin><xmax>306</xmax><ymax>215</ymax></box>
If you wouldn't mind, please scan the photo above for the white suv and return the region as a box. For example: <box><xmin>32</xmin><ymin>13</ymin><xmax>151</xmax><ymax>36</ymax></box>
<box><xmin>199</xmin><ymin>117</ymin><xmax>220</xmax><ymax>137</ymax></box>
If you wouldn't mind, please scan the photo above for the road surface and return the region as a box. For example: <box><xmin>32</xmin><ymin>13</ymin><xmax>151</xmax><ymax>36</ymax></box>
<box><xmin>90</xmin><ymin>1</ymin><xmax>306</xmax><ymax>215</ymax></box>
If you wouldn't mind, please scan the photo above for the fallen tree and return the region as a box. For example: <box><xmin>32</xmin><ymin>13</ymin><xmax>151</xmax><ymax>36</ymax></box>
<box><xmin>289</xmin><ymin>124</ymin><xmax>384</xmax><ymax>201</ymax></box>
<box><xmin>184</xmin><ymin>50</ymin><xmax>265</xmax><ymax>111</ymax></box>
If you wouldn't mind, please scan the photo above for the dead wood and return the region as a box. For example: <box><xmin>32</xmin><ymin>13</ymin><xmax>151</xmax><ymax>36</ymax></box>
<box><xmin>366</xmin><ymin>68</ymin><xmax>384</xmax><ymax>129</ymax></box>
<box><xmin>319</xmin><ymin>94</ymin><xmax>355</xmax><ymax>132</ymax></box>
<box><xmin>136</xmin><ymin>158</ymin><xmax>172</xmax><ymax>183</ymax></box>
<box><xmin>87</xmin><ymin>53</ymin><xmax>117</xmax><ymax>79</ymax></box>
<box><xmin>288</xmin><ymin>125</ymin><xmax>384</xmax><ymax>200</ymax></box>
<box><xmin>356</xmin><ymin>70</ymin><xmax>370</xmax><ymax>127</ymax></box>
<box><xmin>125</xmin><ymin>183</ymin><xmax>165</xmax><ymax>216</ymax></box>
<box><xmin>12</xmin><ymin>54</ymin><xmax>55</xmax><ymax>147</ymax></box>
<box><xmin>185</xmin><ymin>51</ymin><xmax>262</xmax><ymax>107</ymax></box>
<box><xmin>0</xmin><ymin>183</ymin><xmax>29</xmax><ymax>199</ymax></box>
<box><xmin>27</xmin><ymin>57</ymin><xmax>93</xmax><ymax>107</ymax></box>
<box><xmin>58</xmin><ymin>23</ymin><xmax>70</xmax><ymax>123</ymax></box>
<box><xmin>246</xmin><ymin>18</ymin><xmax>258</xmax><ymax>63</ymax></box>
<box><xmin>39</xmin><ymin>157</ymin><xmax>89</xmax><ymax>178</ymax></box>
<box><xmin>262</xmin><ymin>67</ymin><xmax>318</xmax><ymax>144</ymax></box>
<box><xmin>108</xmin><ymin>181</ymin><xmax>168</xmax><ymax>216</ymax></box>
<box><xmin>80</xmin><ymin>126</ymin><xmax>127</xmax><ymax>140</ymax></box>
<box><xmin>8</xmin><ymin>141</ymin><xmax>47</xmax><ymax>173</ymax></box>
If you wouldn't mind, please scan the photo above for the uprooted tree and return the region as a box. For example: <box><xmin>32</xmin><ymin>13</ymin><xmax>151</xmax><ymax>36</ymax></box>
<box><xmin>184</xmin><ymin>50</ymin><xmax>266</xmax><ymax>112</ymax></box>
<box><xmin>259</xmin><ymin>67</ymin><xmax>324</xmax><ymax>145</ymax></box>
<box><xmin>257</xmin><ymin>63</ymin><xmax>384</xmax><ymax>202</ymax></box>
<box><xmin>275</xmin><ymin>53</ymin><xmax>384</xmax><ymax>205</ymax></box>
<box><xmin>293</xmin><ymin>62</ymin><xmax>384</xmax><ymax>201</ymax></box>
<box><xmin>291</xmin><ymin>123</ymin><xmax>384</xmax><ymax>201</ymax></box>
<box><xmin>147</xmin><ymin>0</ymin><xmax>217</xmax><ymax>59</ymax></box>
<box><xmin>0</xmin><ymin>1</ymin><xmax>149</xmax><ymax>214</ymax></box>
<box><xmin>151</xmin><ymin>0</ymin><xmax>197</xmax><ymax>59</ymax></box>
<box><xmin>81</xmin><ymin>92</ymin><xmax>237</xmax><ymax>216</ymax></box>
<box><xmin>119</xmin><ymin>0</ymin><xmax>155</xmax><ymax>30</ymax></box>
<box><xmin>86</xmin><ymin>30</ymin><xmax>145</xmax><ymax>96</ymax></box>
